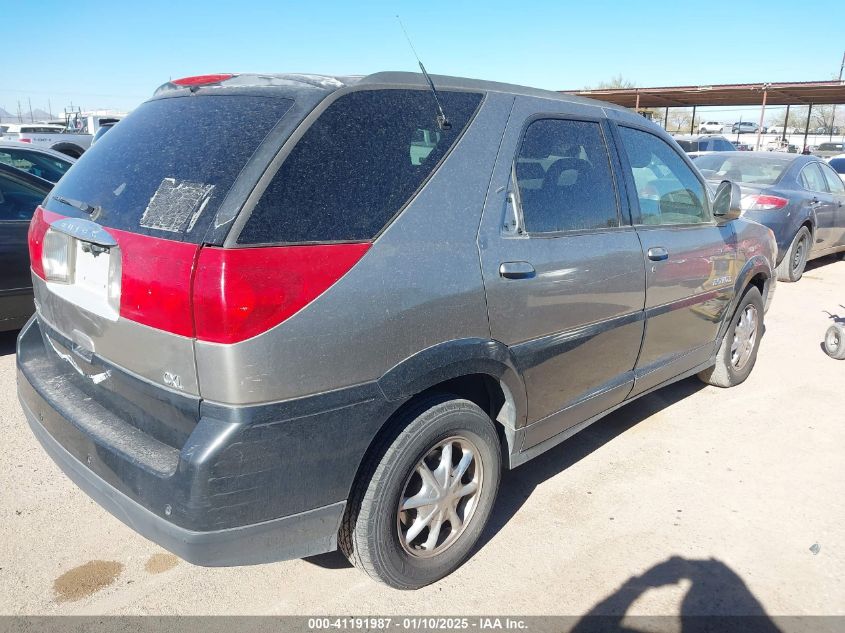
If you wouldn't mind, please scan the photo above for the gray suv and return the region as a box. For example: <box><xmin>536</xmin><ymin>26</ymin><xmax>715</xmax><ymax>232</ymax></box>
<box><xmin>17</xmin><ymin>72</ymin><xmax>777</xmax><ymax>589</ymax></box>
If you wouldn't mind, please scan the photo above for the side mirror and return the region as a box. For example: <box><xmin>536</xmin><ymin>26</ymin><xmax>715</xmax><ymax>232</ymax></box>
<box><xmin>712</xmin><ymin>180</ymin><xmax>742</xmax><ymax>221</ymax></box>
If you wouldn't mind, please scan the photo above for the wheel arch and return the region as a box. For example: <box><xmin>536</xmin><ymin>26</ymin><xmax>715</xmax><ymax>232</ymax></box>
<box><xmin>719</xmin><ymin>256</ymin><xmax>772</xmax><ymax>341</ymax></box>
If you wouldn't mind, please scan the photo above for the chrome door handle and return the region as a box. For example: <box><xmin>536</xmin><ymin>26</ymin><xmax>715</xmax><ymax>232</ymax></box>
<box><xmin>647</xmin><ymin>247</ymin><xmax>669</xmax><ymax>261</ymax></box>
<box><xmin>499</xmin><ymin>261</ymin><xmax>536</xmax><ymax>279</ymax></box>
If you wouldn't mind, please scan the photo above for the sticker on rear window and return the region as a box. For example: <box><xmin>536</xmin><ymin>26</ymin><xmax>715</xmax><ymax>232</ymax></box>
<box><xmin>139</xmin><ymin>178</ymin><xmax>215</xmax><ymax>233</ymax></box>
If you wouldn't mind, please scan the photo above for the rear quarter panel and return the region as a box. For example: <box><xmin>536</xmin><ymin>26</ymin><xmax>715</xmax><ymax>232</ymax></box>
<box><xmin>194</xmin><ymin>92</ymin><xmax>515</xmax><ymax>405</ymax></box>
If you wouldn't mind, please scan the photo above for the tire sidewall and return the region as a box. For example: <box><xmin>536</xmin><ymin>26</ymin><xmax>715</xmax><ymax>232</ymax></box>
<box><xmin>365</xmin><ymin>401</ymin><xmax>501</xmax><ymax>588</ymax></box>
<box><xmin>787</xmin><ymin>227</ymin><xmax>811</xmax><ymax>281</ymax></box>
<box><xmin>824</xmin><ymin>324</ymin><xmax>845</xmax><ymax>359</ymax></box>
<box><xmin>720</xmin><ymin>287</ymin><xmax>764</xmax><ymax>383</ymax></box>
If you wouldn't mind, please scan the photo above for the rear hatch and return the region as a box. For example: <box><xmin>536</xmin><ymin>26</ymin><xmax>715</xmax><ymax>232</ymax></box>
<box><xmin>27</xmin><ymin>90</ymin><xmax>299</xmax><ymax>447</ymax></box>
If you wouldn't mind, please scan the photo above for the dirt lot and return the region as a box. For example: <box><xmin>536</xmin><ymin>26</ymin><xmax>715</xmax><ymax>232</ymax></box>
<box><xmin>1</xmin><ymin>257</ymin><xmax>843</xmax><ymax>617</ymax></box>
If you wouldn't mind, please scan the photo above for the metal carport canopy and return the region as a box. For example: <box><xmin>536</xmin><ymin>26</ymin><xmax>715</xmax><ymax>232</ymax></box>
<box><xmin>561</xmin><ymin>80</ymin><xmax>845</xmax><ymax>108</ymax></box>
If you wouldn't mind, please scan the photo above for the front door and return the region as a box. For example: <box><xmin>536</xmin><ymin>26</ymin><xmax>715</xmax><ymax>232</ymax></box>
<box><xmin>478</xmin><ymin>97</ymin><xmax>646</xmax><ymax>449</ymax></box>
<box><xmin>612</xmin><ymin>123</ymin><xmax>737</xmax><ymax>397</ymax></box>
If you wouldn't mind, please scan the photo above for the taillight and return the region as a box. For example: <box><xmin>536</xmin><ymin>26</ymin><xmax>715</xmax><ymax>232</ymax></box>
<box><xmin>28</xmin><ymin>207</ymin><xmax>50</xmax><ymax>278</ymax></box>
<box><xmin>171</xmin><ymin>74</ymin><xmax>234</xmax><ymax>87</ymax></box>
<box><xmin>741</xmin><ymin>194</ymin><xmax>789</xmax><ymax>211</ymax></box>
<box><xmin>18</xmin><ymin>138</ymin><xmax>31</xmax><ymax>143</ymax></box>
<box><xmin>117</xmin><ymin>230</ymin><xmax>199</xmax><ymax>338</ymax></box>
<box><xmin>192</xmin><ymin>243</ymin><xmax>370</xmax><ymax>344</ymax></box>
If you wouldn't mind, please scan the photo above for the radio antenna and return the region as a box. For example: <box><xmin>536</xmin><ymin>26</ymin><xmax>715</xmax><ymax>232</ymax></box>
<box><xmin>396</xmin><ymin>15</ymin><xmax>451</xmax><ymax>130</ymax></box>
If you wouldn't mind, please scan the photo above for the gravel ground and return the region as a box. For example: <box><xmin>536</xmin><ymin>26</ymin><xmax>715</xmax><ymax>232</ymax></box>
<box><xmin>1</xmin><ymin>256</ymin><xmax>843</xmax><ymax>617</ymax></box>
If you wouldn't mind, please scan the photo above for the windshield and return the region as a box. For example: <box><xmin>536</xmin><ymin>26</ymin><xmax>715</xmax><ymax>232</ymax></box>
<box><xmin>43</xmin><ymin>94</ymin><xmax>294</xmax><ymax>242</ymax></box>
<box><xmin>694</xmin><ymin>154</ymin><xmax>792</xmax><ymax>186</ymax></box>
<box><xmin>675</xmin><ymin>140</ymin><xmax>698</xmax><ymax>152</ymax></box>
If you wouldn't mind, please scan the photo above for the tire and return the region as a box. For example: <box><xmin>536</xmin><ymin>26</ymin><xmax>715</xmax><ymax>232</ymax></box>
<box><xmin>823</xmin><ymin>324</ymin><xmax>845</xmax><ymax>359</ymax></box>
<box><xmin>698</xmin><ymin>286</ymin><xmax>764</xmax><ymax>387</ymax></box>
<box><xmin>339</xmin><ymin>394</ymin><xmax>501</xmax><ymax>589</ymax></box>
<box><xmin>775</xmin><ymin>226</ymin><xmax>811</xmax><ymax>282</ymax></box>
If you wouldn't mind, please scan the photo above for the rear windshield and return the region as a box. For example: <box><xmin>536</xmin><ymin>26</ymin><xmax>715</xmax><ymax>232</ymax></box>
<box><xmin>675</xmin><ymin>140</ymin><xmax>698</xmax><ymax>152</ymax></box>
<box><xmin>818</xmin><ymin>143</ymin><xmax>843</xmax><ymax>151</ymax></box>
<box><xmin>237</xmin><ymin>88</ymin><xmax>483</xmax><ymax>244</ymax></box>
<box><xmin>694</xmin><ymin>154</ymin><xmax>792</xmax><ymax>186</ymax></box>
<box><xmin>43</xmin><ymin>95</ymin><xmax>294</xmax><ymax>242</ymax></box>
<box><xmin>829</xmin><ymin>158</ymin><xmax>845</xmax><ymax>174</ymax></box>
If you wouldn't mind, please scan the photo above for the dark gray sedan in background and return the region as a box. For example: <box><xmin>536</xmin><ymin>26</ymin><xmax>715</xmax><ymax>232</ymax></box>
<box><xmin>695</xmin><ymin>152</ymin><xmax>845</xmax><ymax>281</ymax></box>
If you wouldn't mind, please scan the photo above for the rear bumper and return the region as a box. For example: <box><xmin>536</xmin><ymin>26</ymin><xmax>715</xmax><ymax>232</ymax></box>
<box><xmin>16</xmin><ymin>315</ymin><xmax>393</xmax><ymax>566</ymax></box>
<box><xmin>22</xmin><ymin>396</ymin><xmax>344</xmax><ymax>566</ymax></box>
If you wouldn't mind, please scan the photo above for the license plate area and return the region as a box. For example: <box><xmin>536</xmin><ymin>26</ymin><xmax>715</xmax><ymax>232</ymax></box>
<box><xmin>45</xmin><ymin>235</ymin><xmax>122</xmax><ymax>321</ymax></box>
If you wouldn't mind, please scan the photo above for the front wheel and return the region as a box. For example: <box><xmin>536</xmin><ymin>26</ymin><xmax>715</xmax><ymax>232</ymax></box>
<box><xmin>339</xmin><ymin>395</ymin><xmax>501</xmax><ymax>589</ymax></box>
<box><xmin>698</xmin><ymin>286</ymin><xmax>764</xmax><ymax>387</ymax></box>
<box><xmin>776</xmin><ymin>226</ymin><xmax>811</xmax><ymax>282</ymax></box>
<box><xmin>823</xmin><ymin>324</ymin><xmax>845</xmax><ymax>359</ymax></box>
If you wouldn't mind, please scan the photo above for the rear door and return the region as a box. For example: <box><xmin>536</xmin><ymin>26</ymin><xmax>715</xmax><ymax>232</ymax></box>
<box><xmin>612</xmin><ymin>123</ymin><xmax>736</xmax><ymax>397</ymax></box>
<box><xmin>478</xmin><ymin>97</ymin><xmax>646</xmax><ymax>448</ymax></box>
<box><xmin>800</xmin><ymin>162</ymin><xmax>839</xmax><ymax>250</ymax></box>
<box><xmin>818</xmin><ymin>161</ymin><xmax>845</xmax><ymax>246</ymax></box>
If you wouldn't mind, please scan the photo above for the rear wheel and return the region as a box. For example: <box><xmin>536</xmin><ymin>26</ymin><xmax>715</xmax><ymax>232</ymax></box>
<box><xmin>776</xmin><ymin>226</ymin><xmax>811</xmax><ymax>282</ymax></box>
<box><xmin>823</xmin><ymin>324</ymin><xmax>845</xmax><ymax>359</ymax></box>
<box><xmin>698</xmin><ymin>286</ymin><xmax>764</xmax><ymax>387</ymax></box>
<box><xmin>339</xmin><ymin>395</ymin><xmax>501</xmax><ymax>589</ymax></box>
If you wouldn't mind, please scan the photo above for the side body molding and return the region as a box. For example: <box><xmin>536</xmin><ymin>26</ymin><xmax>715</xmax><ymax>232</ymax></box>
<box><xmin>376</xmin><ymin>338</ymin><xmax>528</xmax><ymax>432</ymax></box>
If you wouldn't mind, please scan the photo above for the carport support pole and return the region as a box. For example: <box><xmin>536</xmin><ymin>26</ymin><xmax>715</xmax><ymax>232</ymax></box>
<box><xmin>690</xmin><ymin>105</ymin><xmax>696</xmax><ymax>134</ymax></box>
<box><xmin>664</xmin><ymin>107</ymin><xmax>669</xmax><ymax>131</ymax></box>
<box><xmin>755</xmin><ymin>86</ymin><xmax>768</xmax><ymax>151</ymax></box>
<box><xmin>803</xmin><ymin>104</ymin><xmax>813</xmax><ymax>151</ymax></box>
<box><xmin>782</xmin><ymin>104</ymin><xmax>790</xmax><ymax>142</ymax></box>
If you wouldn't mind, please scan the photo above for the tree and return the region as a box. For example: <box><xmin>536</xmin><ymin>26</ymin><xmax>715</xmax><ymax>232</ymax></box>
<box><xmin>585</xmin><ymin>74</ymin><xmax>636</xmax><ymax>90</ymax></box>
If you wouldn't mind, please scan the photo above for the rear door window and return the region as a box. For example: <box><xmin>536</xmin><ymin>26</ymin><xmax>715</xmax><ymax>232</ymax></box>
<box><xmin>514</xmin><ymin>118</ymin><xmax>619</xmax><ymax>233</ymax></box>
<box><xmin>617</xmin><ymin>126</ymin><xmax>710</xmax><ymax>225</ymax></box>
<box><xmin>237</xmin><ymin>89</ymin><xmax>482</xmax><ymax>244</ymax></box>
<box><xmin>0</xmin><ymin>172</ymin><xmax>48</xmax><ymax>221</ymax></box>
<box><xmin>43</xmin><ymin>95</ymin><xmax>294</xmax><ymax>242</ymax></box>
<box><xmin>801</xmin><ymin>163</ymin><xmax>828</xmax><ymax>192</ymax></box>
<box><xmin>820</xmin><ymin>162</ymin><xmax>845</xmax><ymax>194</ymax></box>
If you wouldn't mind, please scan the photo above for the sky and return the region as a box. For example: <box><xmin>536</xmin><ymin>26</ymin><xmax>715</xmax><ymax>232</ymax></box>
<box><xmin>2</xmin><ymin>0</ymin><xmax>843</xmax><ymax>120</ymax></box>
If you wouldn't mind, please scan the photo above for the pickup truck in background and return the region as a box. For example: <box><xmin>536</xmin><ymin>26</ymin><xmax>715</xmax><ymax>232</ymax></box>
<box><xmin>1</xmin><ymin>112</ymin><xmax>123</xmax><ymax>158</ymax></box>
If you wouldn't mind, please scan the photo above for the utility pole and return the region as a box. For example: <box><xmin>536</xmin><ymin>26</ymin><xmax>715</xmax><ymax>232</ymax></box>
<box><xmin>755</xmin><ymin>83</ymin><xmax>770</xmax><ymax>151</ymax></box>
<box><xmin>48</xmin><ymin>98</ymin><xmax>53</xmax><ymax>119</ymax></box>
<box><xmin>16</xmin><ymin>100</ymin><xmax>22</xmax><ymax>123</ymax></box>
<box><xmin>830</xmin><ymin>50</ymin><xmax>844</xmax><ymax>141</ymax></box>
<box><xmin>28</xmin><ymin>98</ymin><xmax>34</xmax><ymax>123</ymax></box>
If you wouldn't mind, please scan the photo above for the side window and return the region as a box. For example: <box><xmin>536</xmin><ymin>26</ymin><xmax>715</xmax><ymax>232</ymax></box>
<box><xmin>819</xmin><ymin>163</ymin><xmax>845</xmax><ymax>194</ymax></box>
<box><xmin>617</xmin><ymin>126</ymin><xmax>709</xmax><ymax>225</ymax></box>
<box><xmin>0</xmin><ymin>174</ymin><xmax>46</xmax><ymax>221</ymax></box>
<box><xmin>514</xmin><ymin>118</ymin><xmax>619</xmax><ymax>233</ymax></box>
<box><xmin>800</xmin><ymin>163</ymin><xmax>827</xmax><ymax>192</ymax></box>
<box><xmin>239</xmin><ymin>89</ymin><xmax>482</xmax><ymax>244</ymax></box>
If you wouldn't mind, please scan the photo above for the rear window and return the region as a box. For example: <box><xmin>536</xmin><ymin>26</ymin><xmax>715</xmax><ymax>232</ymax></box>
<box><xmin>818</xmin><ymin>143</ymin><xmax>843</xmax><ymax>151</ymax></box>
<box><xmin>829</xmin><ymin>158</ymin><xmax>845</xmax><ymax>174</ymax></box>
<box><xmin>694</xmin><ymin>155</ymin><xmax>791</xmax><ymax>186</ymax></box>
<box><xmin>43</xmin><ymin>95</ymin><xmax>294</xmax><ymax>242</ymax></box>
<box><xmin>237</xmin><ymin>88</ymin><xmax>483</xmax><ymax>244</ymax></box>
<box><xmin>675</xmin><ymin>140</ymin><xmax>698</xmax><ymax>152</ymax></box>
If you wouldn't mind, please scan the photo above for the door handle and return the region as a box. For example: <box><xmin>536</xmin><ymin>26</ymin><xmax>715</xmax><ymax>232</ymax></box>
<box><xmin>647</xmin><ymin>247</ymin><xmax>669</xmax><ymax>261</ymax></box>
<box><xmin>499</xmin><ymin>261</ymin><xmax>536</xmax><ymax>279</ymax></box>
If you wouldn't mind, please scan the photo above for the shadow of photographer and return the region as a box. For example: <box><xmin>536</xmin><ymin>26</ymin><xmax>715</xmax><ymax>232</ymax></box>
<box><xmin>571</xmin><ymin>555</ymin><xmax>781</xmax><ymax>633</ymax></box>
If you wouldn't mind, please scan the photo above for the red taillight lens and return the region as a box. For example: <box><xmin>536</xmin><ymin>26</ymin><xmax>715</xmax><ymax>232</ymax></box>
<box><xmin>116</xmin><ymin>230</ymin><xmax>199</xmax><ymax>337</ymax></box>
<box><xmin>18</xmin><ymin>138</ymin><xmax>32</xmax><ymax>143</ymax></box>
<box><xmin>28</xmin><ymin>207</ymin><xmax>50</xmax><ymax>278</ymax></box>
<box><xmin>192</xmin><ymin>243</ymin><xmax>370</xmax><ymax>344</ymax></box>
<box><xmin>741</xmin><ymin>194</ymin><xmax>789</xmax><ymax>211</ymax></box>
<box><xmin>171</xmin><ymin>74</ymin><xmax>234</xmax><ymax>87</ymax></box>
